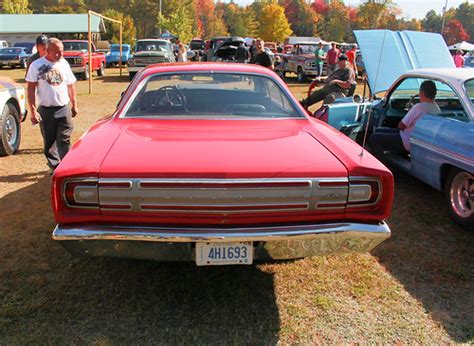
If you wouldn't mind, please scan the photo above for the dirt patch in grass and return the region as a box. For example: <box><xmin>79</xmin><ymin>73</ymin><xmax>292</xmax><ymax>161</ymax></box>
<box><xmin>0</xmin><ymin>68</ymin><xmax>472</xmax><ymax>343</ymax></box>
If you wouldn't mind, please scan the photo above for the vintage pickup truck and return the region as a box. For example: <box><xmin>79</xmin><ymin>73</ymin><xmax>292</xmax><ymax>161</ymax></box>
<box><xmin>127</xmin><ymin>39</ymin><xmax>175</xmax><ymax>80</ymax></box>
<box><xmin>62</xmin><ymin>40</ymin><xmax>106</xmax><ymax>80</ymax></box>
<box><xmin>275</xmin><ymin>37</ymin><xmax>330</xmax><ymax>83</ymax></box>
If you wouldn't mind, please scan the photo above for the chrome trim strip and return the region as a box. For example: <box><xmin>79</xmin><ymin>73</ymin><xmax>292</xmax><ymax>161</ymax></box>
<box><xmin>96</xmin><ymin>177</ymin><xmax>348</xmax><ymax>213</ymax></box>
<box><xmin>53</xmin><ymin>221</ymin><xmax>390</xmax><ymax>243</ymax></box>
<box><xmin>411</xmin><ymin>138</ymin><xmax>474</xmax><ymax>167</ymax></box>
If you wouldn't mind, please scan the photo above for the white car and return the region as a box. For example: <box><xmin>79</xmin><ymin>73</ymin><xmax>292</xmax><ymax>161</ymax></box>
<box><xmin>0</xmin><ymin>77</ymin><xmax>27</xmax><ymax>156</ymax></box>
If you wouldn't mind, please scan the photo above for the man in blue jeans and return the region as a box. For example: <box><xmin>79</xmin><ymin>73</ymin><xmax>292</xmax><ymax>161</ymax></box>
<box><xmin>368</xmin><ymin>80</ymin><xmax>440</xmax><ymax>156</ymax></box>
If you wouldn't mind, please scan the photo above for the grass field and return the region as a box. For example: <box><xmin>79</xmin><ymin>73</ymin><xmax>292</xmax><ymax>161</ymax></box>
<box><xmin>0</xmin><ymin>67</ymin><xmax>472</xmax><ymax>343</ymax></box>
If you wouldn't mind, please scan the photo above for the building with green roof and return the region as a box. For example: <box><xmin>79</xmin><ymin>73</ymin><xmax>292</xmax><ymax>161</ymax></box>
<box><xmin>0</xmin><ymin>14</ymin><xmax>106</xmax><ymax>46</ymax></box>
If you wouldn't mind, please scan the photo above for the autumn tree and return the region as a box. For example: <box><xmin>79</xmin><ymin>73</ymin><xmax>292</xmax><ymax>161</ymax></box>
<box><xmin>102</xmin><ymin>9</ymin><xmax>137</xmax><ymax>46</ymax></box>
<box><xmin>324</xmin><ymin>0</ymin><xmax>351</xmax><ymax>41</ymax></box>
<box><xmin>357</xmin><ymin>0</ymin><xmax>399</xmax><ymax>30</ymax></box>
<box><xmin>2</xmin><ymin>0</ymin><xmax>32</xmax><ymax>13</ymax></box>
<box><xmin>157</xmin><ymin>2</ymin><xmax>195</xmax><ymax>43</ymax></box>
<box><xmin>443</xmin><ymin>19</ymin><xmax>470</xmax><ymax>46</ymax></box>
<box><xmin>194</xmin><ymin>0</ymin><xmax>228</xmax><ymax>39</ymax></box>
<box><xmin>281</xmin><ymin>0</ymin><xmax>319</xmax><ymax>37</ymax></box>
<box><xmin>258</xmin><ymin>3</ymin><xmax>292</xmax><ymax>43</ymax></box>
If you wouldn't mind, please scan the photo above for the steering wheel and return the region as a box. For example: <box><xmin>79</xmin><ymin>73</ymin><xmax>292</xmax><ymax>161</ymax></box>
<box><xmin>405</xmin><ymin>94</ymin><xmax>419</xmax><ymax>112</ymax></box>
<box><xmin>155</xmin><ymin>85</ymin><xmax>188</xmax><ymax>112</ymax></box>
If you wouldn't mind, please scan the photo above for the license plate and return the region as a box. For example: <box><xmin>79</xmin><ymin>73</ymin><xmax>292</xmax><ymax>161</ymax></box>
<box><xmin>196</xmin><ymin>242</ymin><xmax>253</xmax><ymax>266</ymax></box>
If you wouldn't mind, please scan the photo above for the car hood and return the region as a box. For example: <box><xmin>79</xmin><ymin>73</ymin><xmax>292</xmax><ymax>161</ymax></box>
<box><xmin>354</xmin><ymin>30</ymin><xmax>454</xmax><ymax>95</ymax></box>
<box><xmin>98</xmin><ymin>119</ymin><xmax>348</xmax><ymax>178</ymax></box>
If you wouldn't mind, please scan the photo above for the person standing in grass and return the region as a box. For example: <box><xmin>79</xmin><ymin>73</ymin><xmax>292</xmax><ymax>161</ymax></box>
<box><xmin>314</xmin><ymin>42</ymin><xmax>326</xmax><ymax>77</ymax></box>
<box><xmin>26</xmin><ymin>38</ymin><xmax>78</xmax><ymax>172</ymax></box>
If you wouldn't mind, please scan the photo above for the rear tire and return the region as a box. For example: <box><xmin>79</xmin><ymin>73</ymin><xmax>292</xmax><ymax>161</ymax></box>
<box><xmin>82</xmin><ymin>65</ymin><xmax>90</xmax><ymax>80</ymax></box>
<box><xmin>444</xmin><ymin>167</ymin><xmax>473</xmax><ymax>229</ymax></box>
<box><xmin>297</xmin><ymin>67</ymin><xmax>307</xmax><ymax>83</ymax></box>
<box><xmin>0</xmin><ymin>102</ymin><xmax>21</xmax><ymax>156</ymax></box>
<box><xmin>97</xmin><ymin>62</ymin><xmax>105</xmax><ymax>76</ymax></box>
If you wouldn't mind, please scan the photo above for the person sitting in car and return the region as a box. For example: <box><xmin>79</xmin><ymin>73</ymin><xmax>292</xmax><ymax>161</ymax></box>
<box><xmin>300</xmin><ymin>54</ymin><xmax>355</xmax><ymax>107</ymax></box>
<box><xmin>369</xmin><ymin>80</ymin><xmax>441</xmax><ymax>155</ymax></box>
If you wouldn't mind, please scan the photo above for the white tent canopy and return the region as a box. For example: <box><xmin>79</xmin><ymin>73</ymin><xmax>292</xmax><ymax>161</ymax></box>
<box><xmin>448</xmin><ymin>41</ymin><xmax>474</xmax><ymax>51</ymax></box>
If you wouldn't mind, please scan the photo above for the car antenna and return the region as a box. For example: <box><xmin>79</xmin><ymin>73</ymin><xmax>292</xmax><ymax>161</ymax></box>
<box><xmin>359</xmin><ymin>29</ymin><xmax>388</xmax><ymax>157</ymax></box>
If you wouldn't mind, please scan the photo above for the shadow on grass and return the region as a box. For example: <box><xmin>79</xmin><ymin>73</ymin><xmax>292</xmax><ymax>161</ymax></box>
<box><xmin>98</xmin><ymin>74</ymin><xmax>131</xmax><ymax>83</ymax></box>
<box><xmin>373</xmin><ymin>167</ymin><xmax>474</xmax><ymax>342</ymax></box>
<box><xmin>0</xmin><ymin>177</ymin><xmax>280</xmax><ymax>344</ymax></box>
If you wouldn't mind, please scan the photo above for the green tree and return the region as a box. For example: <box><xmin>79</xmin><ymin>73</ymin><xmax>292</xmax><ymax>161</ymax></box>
<box><xmin>421</xmin><ymin>10</ymin><xmax>442</xmax><ymax>32</ymax></box>
<box><xmin>258</xmin><ymin>3</ymin><xmax>292</xmax><ymax>43</ymax></box>
<box><xmin>2</xmin><ymin>0</ymin><xmax>32</xmax><ymax>13</ymax></box>
<box><xmin>454</xmin><ymin>2</ymin><xmax>474</xmax><ymax>38</ymax></box>
<box><xmin>102</xmin><ymin>9</ymin><xmax>137</xmax><ymax>46</ymax></box>
<box><xmin>157</xmin><ymin>3</ymin><xmax>195</xmax><ymax>43</ymax></box>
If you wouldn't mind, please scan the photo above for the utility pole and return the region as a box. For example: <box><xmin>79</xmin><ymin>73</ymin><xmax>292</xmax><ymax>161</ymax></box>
<box><xmin>440</xmin><ymin>0</ymin><xmax>449</xmax><ymax>34</ymax></box>
<box><xmin>159</xmin><ymin>0</ymin><xmax>162</xmax><ymax>35</ymax></box>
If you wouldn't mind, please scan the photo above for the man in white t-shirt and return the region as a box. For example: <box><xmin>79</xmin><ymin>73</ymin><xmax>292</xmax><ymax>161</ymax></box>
<box><xmin>26</xmin><ymin>38</ymin><xmax>78</xmax><ymax>171</ymax></box>
<box><xmin>369</xmin><ymin>80</ymin><xmax>440</xmax><ymax>156</ymax></box>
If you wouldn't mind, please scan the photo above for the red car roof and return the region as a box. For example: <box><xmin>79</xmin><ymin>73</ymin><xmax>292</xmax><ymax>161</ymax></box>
<box><xmin>140</xmin><ymin>62</ymin><xmax>277</xmax><ymax>78</ymax></box>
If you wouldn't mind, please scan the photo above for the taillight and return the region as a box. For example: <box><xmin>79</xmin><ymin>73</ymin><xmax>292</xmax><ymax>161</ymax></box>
<box><xmin>63</xmin><ymin>179</ymin><xmax>99</xmax><ymax>208</ymax></box>
<box><xmin>347</xmin><ymin>178</ymin><xmax>381</xmax><ymax>207</ymax></box>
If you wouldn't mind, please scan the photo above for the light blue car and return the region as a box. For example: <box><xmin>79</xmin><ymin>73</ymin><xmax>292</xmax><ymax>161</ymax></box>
<box><xmin>106</xmin><ymin>44</ymin><xmax>131</xmax><ymax>67</ymax></box>
<box><xmin>316</xmin><ymin>30</ymin><xmax>474</xmax><ymax>228</ymax></box>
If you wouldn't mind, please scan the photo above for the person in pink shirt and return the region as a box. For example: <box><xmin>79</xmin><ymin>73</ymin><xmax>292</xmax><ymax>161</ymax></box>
<box><xmin>326</xmin><ymin>42</ymin><xmax>340</xmax><ymax>75</ymax></box>
<box><xmin>453</xmin><ymin>50</ymin><xmax>464</xmax><ymax>68</ymax></box>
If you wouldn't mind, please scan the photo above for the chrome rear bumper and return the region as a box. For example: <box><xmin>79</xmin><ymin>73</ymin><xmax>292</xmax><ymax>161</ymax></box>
<box><xmin>53</xmin><ymin>222</ymin><xmax>390</xmax><ymax>262</ymax></box>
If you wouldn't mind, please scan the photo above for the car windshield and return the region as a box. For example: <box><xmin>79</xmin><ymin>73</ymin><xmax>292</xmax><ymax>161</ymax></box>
<box><xmin>297</xmin><ymin>45</ymin><xmax>317</xmax><ymax>54</ymax></box>
<box><xmin>125</xmin><ymin>72</ymin><xmax>303</xmax><ymax>119</ymax></box>
<box><xmin>465</xmin><ymin>79</ymin><xmax>474</xmax><ymax>109</ymax></box>
<box><xmin>111</xmin><ymin>45</ymin><xmax>129</xmax><ymax>52</ymax></box>
<box><xmin>465</xmin><ymin>57</ymin><xmax>474</xmax><ymax>68</ymax></box>
<box><xmin>64</xmin><ymin>42</ymin><xmax>88</xmax><ymax>52</ymax></box>
<box><xmin>1</xmin><ymin>48</ymin><xmax>22</xmax><ymax>54</ymax></box>
<box><xmin>136</xmin><ymin>41</ymin><xmax>170</xmax><ymax>52</ymax></box>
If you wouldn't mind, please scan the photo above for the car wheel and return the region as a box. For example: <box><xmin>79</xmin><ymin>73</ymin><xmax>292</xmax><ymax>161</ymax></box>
<box><xmin>129</xmin><ymin>72</ymin><xmax>136</xmax><ymax>81</ymax></box>
<box><xmin>97</xmin><ymin>62</ymin><xmax>105</xmax><ymax>77</ymax></box>
<box><xmin>297</xmin><ymin>67</ymin><xmax>307</xmax><ymax>83</ymax></box>
<box><xmin>444</xmin><ymin>167</ymin><xmax>473</xmax><ymax>229</ymax></box>
<box><xmin>82</xmin><ymin>65</ymin><xmax>90</xmax><ymax>80</ymax></box>
<box><xmin>22</xmin><ymin>59</ymin><xmax>27</xmax><ymax>69</ymax></box>
<box><xmin>0</xmin><ymin>102</ymin><xmax>21</xmax><ymax>156</ymax></box>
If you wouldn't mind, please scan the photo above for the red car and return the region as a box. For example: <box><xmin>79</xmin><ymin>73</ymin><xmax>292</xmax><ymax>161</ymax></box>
<box><xmin>51</xmin><ymin>63</ymin><xmax>394</xmax><ymax>266</ymax></box>
<box><xmin>62</xmin><ymin>40</ymin><xmax>106</xmax><ymax>80</ymax></box>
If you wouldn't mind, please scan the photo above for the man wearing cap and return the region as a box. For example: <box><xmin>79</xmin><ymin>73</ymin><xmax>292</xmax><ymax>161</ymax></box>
<box><xmin>26</xmin><ymin>38</ymin><xmax>78</xmax><ymax>172</ymax></box>
<box><xmin>301</xmin><ymin>54</ymin><xmax>356</xmax><ymax>107</ymax></box>
<box><xmin>26</xmin><ymin>35</ymin><xmax>48</xmax><ymax>73</ymax></box>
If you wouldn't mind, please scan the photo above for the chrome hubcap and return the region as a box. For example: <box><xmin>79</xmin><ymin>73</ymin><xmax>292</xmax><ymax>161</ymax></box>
<box><xmin>4</xmin><ymin>114</ymin><xmax>18</xmax><ymax>146</ymax></box>
<box><xmin>450</xmin><ymin>172</ymin><xmax>473</xmax><ymax>218</ymax></box>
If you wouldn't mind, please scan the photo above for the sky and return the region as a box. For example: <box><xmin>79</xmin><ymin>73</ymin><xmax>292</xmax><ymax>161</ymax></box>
<box><xmin>230</xmin><ymin>0</ymin><xmax>471</xmax><ymax>19</ymax></box>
